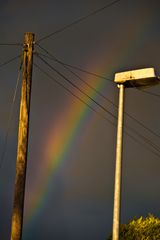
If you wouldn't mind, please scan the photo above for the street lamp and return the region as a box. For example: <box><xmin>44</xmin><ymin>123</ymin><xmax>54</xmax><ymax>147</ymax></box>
<box><xmin>112</xmin><ymin>68</ymin><xmax>160</xmax><ymax>240</ymax></box>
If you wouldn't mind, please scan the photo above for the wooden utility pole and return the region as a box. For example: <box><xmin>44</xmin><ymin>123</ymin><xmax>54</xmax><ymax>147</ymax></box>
<box><xmin>10</xmin><ymin>32</ymin><xmax>34</xmax><ymax>240</ymax></box>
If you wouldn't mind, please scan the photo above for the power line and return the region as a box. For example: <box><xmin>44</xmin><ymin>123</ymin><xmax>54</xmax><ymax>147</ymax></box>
<box><xmin>0</xmin><ymin>57</ymin><xmax>23</xmax><ymax>170</ymax></box>
<box><xmin>34</xmin><ymin>62</ymin><xmax>160</xmax><ymax>159</ymax></box>
<box><xmin>34</xmin><ymin>62</ymin><xmax>116</xmax><ymax>127</ymax></box>
<box><xmin>138</xmin><ymin>89</ymin><xmax>160</xmax><ymax>98</ymax></box>
<box><xmin>0</xmin><ymin>43</ymin><xmax>22</xmax><ymax>46</ymax></box>
<box><xmin>125</xmin><ymin>132</ymin><xmax>160</xmax><ymax>159</ymax></box>
<box><xmin>35</xmin><ymin>54</ymin><xmax>160</xmax><ymax>155</ymax></box>
<box><xmin>35</xmin><ymin>53</ymin><xmax>116</xmax><ymax>119</ymax></box>
<box><xmin>38</xmin><ymin>55</ymin><xmax>160</xmax><ymax>153</ymax></box>
<box><xmin>0</xmin><ymin>54</ymin><xmax>21</xmax><ymax>69</ymax></box>
<box><xmin>36</xmin><ymin>0</ymin><xmax>121</xmax><ymax>43</ymax></box>
<box><xmin>35</xmin><ymin>45</ymin><xmax>160</xmax><ymax>140</ymax></box>
<box><xmin>36</xmin><ymin>43</ymin><xmax>112</xmax><ymax>81</ymax></box>
<box><xmin>59</xmin><ymin>61</ymin><xmax>112</xmax><ymax>81</ymax></box>
<box><xmin>124</xmin><ymin>111</ymin><xmax>160</xmax><ymax>139</ymax></box>
<box><xmin>36</xmin><ymin>53</ymin><xmax>112</xmax><ymax>81</ymax></box>
<box><xmin>126</xmin><ymin>124</ymin><xmax>160</xmax><ymax>154</ymax></box>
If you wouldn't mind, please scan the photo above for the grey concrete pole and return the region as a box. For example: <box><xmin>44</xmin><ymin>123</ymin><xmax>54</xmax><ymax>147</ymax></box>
<box><xmin>112</xmin><ymin>84</ymin><xmax>125</xmax><ymax>240</ymax></box>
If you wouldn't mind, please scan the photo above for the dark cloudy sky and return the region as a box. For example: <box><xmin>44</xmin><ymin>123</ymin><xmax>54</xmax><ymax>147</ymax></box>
<box><xmin>0</xmin><ymin>0</ymin><xmax>160</xmax><ymax>239</ymax></box>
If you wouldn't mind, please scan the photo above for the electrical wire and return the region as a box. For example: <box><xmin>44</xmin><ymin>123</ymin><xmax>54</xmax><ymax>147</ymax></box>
<box><xmin>124</xmin><ymin>111</ymin><xmax>160</xmax><ymax>138</ymax></box>
<box><xmin>35</xmin><ymin>52</ymin><xmax>116</xmax><ymax>119</ymax></box>
<box><xmin>36</xmin><ymin>0</ymin><xmax>121</xmax><ymax>43</ymax></box>
<box><xmin>0</xmin><ymin>43</ymin><xmax>22</xmax><ymax>46</ymax></box>
<box><xmin>0</xmin><ymin>57</ymin><xmax>23</xmax><ymax>170</ymax></box>
<box><xmin>34</xmin><ymin>62</ymin><xmax>115</xmax><ymax>127</ymax></box>
<box><xmin>36</xmin><ymin>43</ymin><xmax>112</xmax><ymax>81</ymax></box>
<box><xmin>138</xmin><ymin>89</ymin><xmax>160</xmax><ymax>98</ymax></box>
<box><xmin>0</xmin><ymin>54</ymin><xmax>21</xmax><ymax>69</ymax></box>
<box><xmin>35</xmin><ymin>45</ymin><xmax>160</xmax><ymax>140</ymax></box>
<box><xmin>34</xmin><ymin>62</ymin><xmax>160</xmax><ymax>158</ymax></box>
<box><xmin>35</xmin><ymin>53</ymin><xmax>160</xmax><ymax>156</ymax></box>
<box><xmin>59</xmin><ymin>61</ymin><xmax>112</xmax><ymax>81</ymax></box>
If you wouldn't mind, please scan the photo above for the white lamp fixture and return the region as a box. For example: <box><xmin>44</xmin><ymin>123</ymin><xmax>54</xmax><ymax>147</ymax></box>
<box><xmin>114</xmin><ymin>67</ymin><xmax>159</xmax><ymax>88</ymax></box>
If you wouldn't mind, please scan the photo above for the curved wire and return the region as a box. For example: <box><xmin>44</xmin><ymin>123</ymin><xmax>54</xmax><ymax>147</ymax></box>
<box><xmin>0</xmin><ymin>43</ymin><xmax>22</xmax><ymax>46</ymax></box>
<box><xmin>34</xmin><ymin>62</ymin><xmax>160</xmax><ymax>159</ymax></box>
<box><xmin>138</xmin><ymin>89</ymin><xmax>160</xmax><ymax>98</ymax></box>
<box><xmin>0</xmin><ymin>54</ymin><xmax>21</xmax><ymax>69</ymax></box>
<box><xmin>35</xmin><ymin>43</ymin><xmax>112</xmax><ymax>81</ymax></box>
<box><xmin>0</xmin><ymin>57</ymin><xmax>23</xmax><ymax>170</ymax></box>
<box><xmin>35</xmin><ymin>52</ymin><xmax>116</xmax><ymax>119</ymax></box>
<box><xmin>35</xmin><ymin>45</ymin><xmax>160</xmax><ymax>140</ymax></box>
<box><xmin>35</xmin><ymin>53</ymin><xmax>160</xmax><ymax>155</ymax></box>
<box><xmin>36</xmin><ymin>0</ymin><xmax>121</xmax><ymax>43</ymax></box>
<box><xmin>34</xmin><ymin>62</ymin><xmax>115</xmax><ymax>127</ymax></box>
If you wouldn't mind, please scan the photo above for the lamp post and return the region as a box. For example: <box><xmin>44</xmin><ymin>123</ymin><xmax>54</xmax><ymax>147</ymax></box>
<box><xmin>112</xmin><ymin>68</ymin><xmax>160</xmax><ymax>240</ymax></box>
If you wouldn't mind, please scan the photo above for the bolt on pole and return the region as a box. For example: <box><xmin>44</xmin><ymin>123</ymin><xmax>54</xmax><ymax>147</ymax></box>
<box><xmin>112</xmin><ymin>84</ymin><xmax>125</xmax><ymax>240</ymax></box>
<box><xmin>10</xmin><ymin>32</ymin><xmax>34</xmax><ymax>240</ymax></box>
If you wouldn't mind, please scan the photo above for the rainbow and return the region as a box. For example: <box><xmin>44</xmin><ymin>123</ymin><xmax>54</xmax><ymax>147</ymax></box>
<box><xmin>24</xmin><ymin>7</ymin><xmax>154</xmax><ymax>236</ymax></box>
<box><xmin>24</xmin><ymin>61</ymin><xmax>110</xmax><ymax>228</ymax></box>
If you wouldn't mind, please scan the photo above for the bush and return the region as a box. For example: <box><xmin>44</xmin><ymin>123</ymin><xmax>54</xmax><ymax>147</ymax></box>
<box><xmin>107</xmin><ymin>214</ymin><xmax>160</xmax><ymax>240</ymax></box>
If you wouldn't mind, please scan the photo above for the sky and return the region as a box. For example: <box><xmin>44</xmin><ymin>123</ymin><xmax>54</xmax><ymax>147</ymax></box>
<box><xmin>0</xmin><ymin>0</ymin><xmax>160</xmax><ymax>239</ymax></box>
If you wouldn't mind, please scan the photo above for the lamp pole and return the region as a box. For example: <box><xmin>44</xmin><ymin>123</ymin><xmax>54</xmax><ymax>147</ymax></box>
<box><xmin>112</xmin><ymin>67</ymin><xmax>159</xmax><ymax>240</ymax></box>
<box><xmin>112</xmin><ymin>84</ymin><xmax>125</xmax><ymax>240</ymax></box>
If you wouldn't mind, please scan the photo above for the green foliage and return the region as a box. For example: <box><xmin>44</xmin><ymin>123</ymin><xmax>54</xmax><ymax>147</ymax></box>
<box><xmin>107</xmin><ymin>214</ymin><xmax>160</xmax><ymax>240</ymax></box>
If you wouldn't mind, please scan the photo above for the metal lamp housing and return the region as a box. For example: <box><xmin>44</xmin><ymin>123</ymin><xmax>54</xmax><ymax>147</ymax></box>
<box><xmin>114</xmin><ymin>68</ymin><xmax>159</xmax><ymax>88</ymax></box>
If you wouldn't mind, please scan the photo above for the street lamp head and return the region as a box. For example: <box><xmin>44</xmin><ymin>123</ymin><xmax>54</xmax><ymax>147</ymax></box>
<box><xmin>114</xmin><ymin>68</ymin><xmax>160</xmax><ymax>88</ymax></box>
